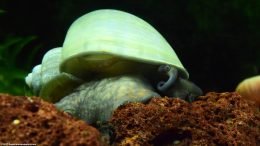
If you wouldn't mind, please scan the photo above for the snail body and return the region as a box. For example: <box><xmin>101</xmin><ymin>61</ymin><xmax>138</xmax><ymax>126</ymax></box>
<box><xmin>55</xmin><ymin>75</ymin><xmax>159</xmax><ymax>123</ymax></box>
<box><xmin>26</xmin><ymin>9</ymin><xmax>202</xmax><ymax>124</ymax></box>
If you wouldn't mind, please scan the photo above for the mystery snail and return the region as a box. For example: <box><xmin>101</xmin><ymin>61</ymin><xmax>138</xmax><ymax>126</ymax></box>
<box><xmin>26</xmin><ymin>9</ymin><xmax>202</xmax><ymax>124</ymax></box>
<box><xmin>236</xmin><ymin>75</ymin><xmax>260</xmax><ymax>107</ymax></box>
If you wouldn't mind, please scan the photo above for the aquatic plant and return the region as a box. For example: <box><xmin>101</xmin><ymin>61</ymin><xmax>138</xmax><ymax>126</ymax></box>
<box><xmin>0</xmin><ymin>35</ymin><xmax>40</xmax><ymax>95</ymax></box>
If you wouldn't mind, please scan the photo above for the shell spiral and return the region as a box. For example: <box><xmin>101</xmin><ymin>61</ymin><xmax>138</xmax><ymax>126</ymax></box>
<box><xmin>25</xmin><ymin>47</ymin><xmax>82</xmax><ymax>102</ymax></box>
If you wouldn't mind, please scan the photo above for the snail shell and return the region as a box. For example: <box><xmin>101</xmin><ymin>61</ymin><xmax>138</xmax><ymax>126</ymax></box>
<box><xmin>25</xmin><ymin>64</ymin><xmax>42</xmax><ymax>94</ymax></box>
<box><xmin>236</xmin><ymin>75</ymin><xmax>260</xmax><ymax>106</ymax></box>
<box><xmin>25</xmin><ymin>47</ymin><xmax>83</xmax><ymax>102</ymax></box>
<box><xmin>60</xmin><ymin>9</ymin><xmax>189</xmax><ymax>81</ymax></box>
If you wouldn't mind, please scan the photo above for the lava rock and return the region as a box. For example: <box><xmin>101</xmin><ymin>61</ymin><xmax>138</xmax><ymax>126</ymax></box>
<box><xmin>110</xmin><ymin>92</ymin><xmax>260</xmax><ymax>146</ymax></box>
<box><xmin>0</xmin><ymin>94</ymin><xmax>104</xmax><ymax>146</ymax></box>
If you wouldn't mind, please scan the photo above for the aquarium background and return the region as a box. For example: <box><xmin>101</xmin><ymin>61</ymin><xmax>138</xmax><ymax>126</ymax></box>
<box><xmin>0</xmin><ymin>0</ymin><xmax>259</xmax><ymax>95</ymax></box>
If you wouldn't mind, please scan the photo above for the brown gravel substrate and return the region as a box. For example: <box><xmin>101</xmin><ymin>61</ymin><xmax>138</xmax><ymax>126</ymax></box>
<box><xmin>110</xmin><ymin>92</ymin><xmax>260</xmax><ymax>146</ymax></box>
<box><xmin>0</xmin><ymin>94</ymin><xmax>104</xmax><ymax>146</ymax></box>
<box><xmin>1</xmin><ymin>92</ymin><xmax>259</xmax><ymax>146</ymax></box>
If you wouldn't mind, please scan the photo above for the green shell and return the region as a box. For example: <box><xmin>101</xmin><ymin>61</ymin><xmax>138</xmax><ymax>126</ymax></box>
<box><xmin>60</xmin><ymin>9</ymin><xmax>189</xmax><ymax>80</ymax></box>
<box><xmin>39</xmin><ymin>47</ymin><xmax>83</xmax><ymax>102</ymax></box>
<box><xmin>39</xmin><ymin>47</ymin><xmax>82</xmax><ymax>102</ymax></box>
<box><xmin>25</xmin><ymin>64</ymin><xmax>42</xmax><ymax>94</ymax></box>
<box><xmin>25</xmin><ymin>47</ymin><xmax>83</xmax><ymax>102</ymax></box>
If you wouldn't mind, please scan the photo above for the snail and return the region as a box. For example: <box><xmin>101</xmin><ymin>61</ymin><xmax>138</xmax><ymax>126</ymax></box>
<box><xmin>236</xmin><ymin>75</ymin><xmax>260</xmax><ymax>107</ymax></box>
<box><xmin>25</xmin><ymin>9</ymin><xmax>203</xmax><ymax>124</ymax></box>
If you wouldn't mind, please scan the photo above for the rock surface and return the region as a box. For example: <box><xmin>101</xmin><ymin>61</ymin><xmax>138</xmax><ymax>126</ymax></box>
<box><xmin>0</xmin><ymin>92</ymin><xmax>259</xmax><ymax>146</ymax></box>
<box><xmin>0</xmin><ymin>94</ymin><xmax>104</xmax><ymax>146</ymax></box>
<box><xmin>110</xmin><ymin>92</ymin><xmax>260</xmax><ymax>145</ymax></box>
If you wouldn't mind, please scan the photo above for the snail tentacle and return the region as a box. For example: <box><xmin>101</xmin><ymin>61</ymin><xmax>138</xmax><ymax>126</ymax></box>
<box><xmin>157</xmin><ymin>65</ymin><xmax>178</xmax><ymax>92</ymax></box>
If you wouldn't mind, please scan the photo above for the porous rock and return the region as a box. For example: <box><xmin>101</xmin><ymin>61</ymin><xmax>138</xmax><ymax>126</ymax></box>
<box><xmin>0</xmin><ymin>94</ymin><xmax>104</xmax><ymax>146</ymax></box>
<box><xmin>110</xmin><ymin>92</ymin><xmax>260</xmax><ymax>146</ymax></box>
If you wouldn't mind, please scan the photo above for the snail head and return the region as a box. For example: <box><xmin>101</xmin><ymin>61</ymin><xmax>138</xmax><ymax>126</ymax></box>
<box><xmin>157</xmin><ymin>64</ymin><xmax>203</xmax><ymax>102</ymax></box>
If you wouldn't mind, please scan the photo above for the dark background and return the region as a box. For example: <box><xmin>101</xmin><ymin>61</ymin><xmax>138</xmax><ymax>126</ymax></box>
<box><xmin>0</xmin><ymin>0</ymin><xmax>259</xmax><ymax>94</ymax></box>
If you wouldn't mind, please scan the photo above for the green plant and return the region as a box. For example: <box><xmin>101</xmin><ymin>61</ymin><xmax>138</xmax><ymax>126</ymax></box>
<box><xmin>0</xmin><ymin>35</ymin><xmax>40</xmax><ymax>95</ymax></box>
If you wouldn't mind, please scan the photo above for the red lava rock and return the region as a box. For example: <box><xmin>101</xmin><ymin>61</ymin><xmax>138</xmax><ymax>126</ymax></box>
<box><xmin>110</xmin><ymin>92</ymin><xmax>260</xmax><ymax>146</ymax></box>
<box><xmin>0</xmin><ymin>94</ymin><xmax>104</xmax><ymax>146</ymax></box>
